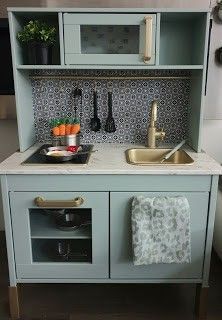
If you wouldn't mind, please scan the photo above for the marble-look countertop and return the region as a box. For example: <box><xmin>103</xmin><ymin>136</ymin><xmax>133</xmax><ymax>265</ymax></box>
<box><xmin>0</xmin><ymin>143</ymin><xmax>221</xmax><ymax>175</ymax></box>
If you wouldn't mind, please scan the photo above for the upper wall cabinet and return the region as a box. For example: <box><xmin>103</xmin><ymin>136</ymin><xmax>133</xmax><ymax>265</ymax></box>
<box><xmin>63</xmin><ymin>13</ymin><xmax>156</xmax><ymax>66</ymax></box>
<box><xmin>9</xmin><ymin>10</ymin><xmax>209</xmax><ymax>69</ymax></box>
<box><xmin>8</xmin><ymin>8</ymin><xmax>210</xmax><ymax>152</ymax></box>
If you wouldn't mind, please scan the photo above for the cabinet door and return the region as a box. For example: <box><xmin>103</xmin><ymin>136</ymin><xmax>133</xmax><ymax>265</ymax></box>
<box><xmin>10</xmin><ymin>191</ymin><xmax>109</xmax><ymax>279</ymax></box>
<box><xmin>110</xmin><ymin>192</ymin><xmax>209</xmax><ymax>279</ymax></box>
<box><xmin>63</xmin><ymin>13</ymin><xmax>156</xmax><ymax>65</ymax></box>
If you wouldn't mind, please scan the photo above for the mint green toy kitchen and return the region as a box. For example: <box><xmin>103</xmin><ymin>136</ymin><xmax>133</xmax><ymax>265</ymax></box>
<box><xmin>0</xmin><ymin>7</ymin><xmax>222</xmax><ymax>320</ymax></box>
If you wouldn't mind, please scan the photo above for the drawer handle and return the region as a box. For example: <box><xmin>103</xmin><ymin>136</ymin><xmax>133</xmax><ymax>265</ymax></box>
<box><xmin>34</xmin><ymin>196</ymin><xmax>84</xmax><ymax>208</ymax></box>
<box><xmin>144</xmin><ymin>16</ymin><xmax>153</xmax><ymax>64</ymax></box>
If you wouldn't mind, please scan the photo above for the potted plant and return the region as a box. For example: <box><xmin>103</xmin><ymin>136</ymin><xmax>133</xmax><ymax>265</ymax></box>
<box><xmin>17</xmin><ymin>20</ymin><xmax>56</xmax><ymax>65</ymax></box>
<box><xmin>217</xmin><ymin>0</ymin><xmax>222</xmax><ymax>21</ymax></box>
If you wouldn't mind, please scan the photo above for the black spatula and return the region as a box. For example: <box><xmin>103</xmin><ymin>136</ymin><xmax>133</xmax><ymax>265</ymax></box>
<box><xmin>90</xmin><ymin>90</ymin><xmax>101</xmax><ymax>132</ymax></box>
<box><xmin>105</xmin><ymin>91</ymin><xmax>116</xmax><ymax>133</ymax></box>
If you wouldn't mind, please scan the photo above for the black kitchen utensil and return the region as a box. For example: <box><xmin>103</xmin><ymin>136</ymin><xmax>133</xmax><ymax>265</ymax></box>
<box><xmin>43</xmin><ymin>240</ymin><xmax>89</xmax><ymax>262</ymax></box>
<box><xmin>73</xmin><ymin>88</ymin><xmax>82</xmax><ymax>119</ymax></box>
<box><xmin>90</xmin><ymin>90</ymin><xmax>101</xmax><ymax>132</ymax></box>
<box><xmin>42</xmin><ymin>208</ymin><xmax>65</xmax><ymax>217</ymax></box>
<box><xmin>105</xmin><ymin>91</ymin><xmax>116</xmax><ymax>133</ymax></box>
<box><xmin>58</xmin><ymin>241</ymin><xmax>70</xmax><ymax>260</ymax></box>
<box><xmin>55</xmin><ymin>212</ymin><xmax>91</xmax><ymax>231</ymax></box>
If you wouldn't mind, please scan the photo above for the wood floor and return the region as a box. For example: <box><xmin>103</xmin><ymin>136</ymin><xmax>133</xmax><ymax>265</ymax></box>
<box><xmin>0</xmin><ymin>232</ymin><xmax>222</xmax><ymax>320</ymax></box>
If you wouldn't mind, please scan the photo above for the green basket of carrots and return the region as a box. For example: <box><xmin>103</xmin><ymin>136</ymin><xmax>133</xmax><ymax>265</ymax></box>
<box><xmin>50</xmin><ymin>118</ymin><xmax>81</xmax><ymax>146</ymax></box>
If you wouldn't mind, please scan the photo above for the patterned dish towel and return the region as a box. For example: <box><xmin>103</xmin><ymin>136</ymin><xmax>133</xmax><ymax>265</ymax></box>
<box><xmin>131</xmin><ymin>196</ymin><xmax>191</xmax><ymax>265</ymax></box>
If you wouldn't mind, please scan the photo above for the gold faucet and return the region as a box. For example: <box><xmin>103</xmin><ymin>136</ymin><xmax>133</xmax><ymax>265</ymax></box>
<box><xmin>147</xmin><ymin>100</ymin><xmax>166</xmax><ymax>148</ymax></box>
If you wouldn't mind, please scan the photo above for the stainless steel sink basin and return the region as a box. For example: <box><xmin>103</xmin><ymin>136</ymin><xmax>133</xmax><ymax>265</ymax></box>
<box><xmin>125</xmin><ymin>148</ymin><xmax>194</xmax><ymax>165</ymax></box>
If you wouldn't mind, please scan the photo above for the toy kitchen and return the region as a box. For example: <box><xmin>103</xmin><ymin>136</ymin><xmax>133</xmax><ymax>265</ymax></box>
<box><xmin>0</xmin><ymin>7</ymin><xmax>221</xmax><ymax>320</ymax></box>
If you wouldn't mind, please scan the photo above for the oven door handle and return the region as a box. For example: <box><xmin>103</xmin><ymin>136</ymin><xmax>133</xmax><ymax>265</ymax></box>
<box><xmin>34</xmin><ymin>196</ymin><xmax>84</xmax><ymax>208</ymax></box>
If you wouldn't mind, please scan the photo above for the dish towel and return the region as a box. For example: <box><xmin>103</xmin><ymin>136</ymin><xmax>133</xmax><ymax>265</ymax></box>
<box><xmin>131</xmin><ymin>196</ymin><xmax>191</xmax><ymax>265</ymax></box>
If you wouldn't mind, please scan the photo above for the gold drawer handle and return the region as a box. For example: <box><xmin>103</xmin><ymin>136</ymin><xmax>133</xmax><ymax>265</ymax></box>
<box><xmin>144</xmin><ymin>16</ymin><xmax>153</xmax><ymax>64</ymax></box>
<box><xmin>34</xmin><ymin>196</ymin><xmax>84</xmax><ymax>208</ymax></box>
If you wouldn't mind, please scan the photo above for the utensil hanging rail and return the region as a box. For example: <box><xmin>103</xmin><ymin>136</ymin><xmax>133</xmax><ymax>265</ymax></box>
<box><xmin>30</xmin><ymin>75</ymin><xmax>191</xmax><ymax>80</ymax></box>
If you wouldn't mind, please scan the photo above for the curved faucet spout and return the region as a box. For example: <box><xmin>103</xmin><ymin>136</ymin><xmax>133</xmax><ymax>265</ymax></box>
<box><xmin>147</xmin><ymin>100</ymin><xmax>166</xmax><ymax>148</ymax></box>
<box><xmin>150</xmin><ymin>100</ymin><xmax>158</xmax><ymax>126</ymax></box>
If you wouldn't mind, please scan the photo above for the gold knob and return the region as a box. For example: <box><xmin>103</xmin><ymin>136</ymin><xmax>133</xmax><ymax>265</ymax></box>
<box><xmin>160</xmin><ymin>129</ymin><xmax>166</xmax><ymax>141</ymax></box>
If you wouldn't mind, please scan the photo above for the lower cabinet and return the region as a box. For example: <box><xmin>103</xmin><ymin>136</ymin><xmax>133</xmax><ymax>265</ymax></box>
<box><xmin>9</xmin><ymin>189</ymin><xmax>209</xmax><ymax>280</ymax></box>
<box><xmin>9</xmin><ymin>191</ymin><xmax>109</xmax><ymax>279</ymax></box>
<box><xmin>110</xmin><ymin>192</ymin><xmax>209</xmax><ymax>279</ymax></box>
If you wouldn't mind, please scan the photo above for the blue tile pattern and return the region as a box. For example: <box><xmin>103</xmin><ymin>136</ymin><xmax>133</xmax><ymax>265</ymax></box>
<box><xmin>31</xmin><ymin>70</ymin><xmax>190</xmax><ymax>144</ymax></box>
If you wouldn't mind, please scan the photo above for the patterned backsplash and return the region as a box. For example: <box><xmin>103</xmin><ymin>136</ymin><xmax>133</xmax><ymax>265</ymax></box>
<box><xmin>31</xmin><ymin>69</ymin><xmax>190</xmax><ymax>144</ymax></box>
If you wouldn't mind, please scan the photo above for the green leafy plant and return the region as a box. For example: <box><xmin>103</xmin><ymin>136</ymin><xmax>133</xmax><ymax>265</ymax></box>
<box><xmin>218</xmin><ymin>0</ymin><xmax>222</xmax><ymax>8</ymax></box>
<box><xmin>17</xmin><ymin>20</ymin><xmax>56</xmax><ymax>45</ymax></box>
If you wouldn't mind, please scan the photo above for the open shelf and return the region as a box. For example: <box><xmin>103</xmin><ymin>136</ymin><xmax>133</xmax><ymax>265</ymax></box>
<box><xmin>10</xmin><ymin>12</ymin><xmax>61</xmax><ymax>66</ymax></box>
<box><xmin>30</xmin><ymin>209</ymin><xmax>92</xmax><ymax>239</ymax></box>
<box><xmin>159</xmin><ymin>13</ymin><xmax>207</xmax><ymax>66</ymax></box>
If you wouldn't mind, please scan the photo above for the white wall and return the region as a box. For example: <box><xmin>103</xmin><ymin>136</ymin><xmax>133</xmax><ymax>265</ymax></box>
<box><xmin>204</xmin><ymin>14</ymin><xmax>222</xmax><ymax>120</ymax></box>
<box><xmin>202</xmin><ymin>120</ymin><xmax>222</xmax><ymax>161</ymax></box>
<box><xmin>203</xmin><ymin>0</ymin><xmax>222</xmax><ymax>162</ymax></box>
<box><xmin>0</xmin><ymin>119</ymin><xmax>19</xmax><ymax>230</ymax></box>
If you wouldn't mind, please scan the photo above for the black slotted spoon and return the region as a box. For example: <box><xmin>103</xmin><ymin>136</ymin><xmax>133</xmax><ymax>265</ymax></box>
<box><xmin>105</xmin><ymin>91</ymin><xmax>116</xmax><ymax>133</ymax></box>
<box><xmin>90</xmin><ymin>89</ymin><xmax>101</xmax><ymax>132</ymax></box>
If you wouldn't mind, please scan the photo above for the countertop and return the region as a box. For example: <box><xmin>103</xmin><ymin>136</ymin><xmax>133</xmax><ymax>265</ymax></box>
<box><xmin>0</xmin><ymin>143</ymin><xmax>221</xmax><ymax>175</ymax></box>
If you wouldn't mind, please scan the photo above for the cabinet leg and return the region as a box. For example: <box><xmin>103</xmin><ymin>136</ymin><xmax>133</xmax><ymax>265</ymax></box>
<box><xmin>194</xmin><ymin>284</ymin><xmax>209</xmax><ymax>320</ymax></box>
<box><xmin>8</xmin><ymin>286</ymin><xmax>20</xmax><ymax>320</ymax></box>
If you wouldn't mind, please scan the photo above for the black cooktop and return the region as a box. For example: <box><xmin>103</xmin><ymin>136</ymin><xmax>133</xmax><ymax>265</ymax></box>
<box><xmin>22</xmin><ymin>144</ymin><xmax>93</xmax><ymax>166</ymax></box>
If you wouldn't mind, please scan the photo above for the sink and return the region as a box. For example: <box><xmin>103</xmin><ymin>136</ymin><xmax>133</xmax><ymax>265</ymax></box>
<box><xmin>125</xmin><ymin>148</ymin><xmax>194</xmax><ymax>165</ymax></box>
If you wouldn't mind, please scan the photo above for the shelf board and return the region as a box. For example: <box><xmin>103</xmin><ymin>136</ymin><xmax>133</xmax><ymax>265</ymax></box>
<box><xmin>8</xmin><ymin>8</ymin><xmax>210</xmax><ymax>12</ymax></box>
<box><xmin>17</xmin><ymin>65</ymin><xmax>64</xmax><ymax>70</ymax></box>
<box><xmin>30</xmin><ymin>212</ymin><xmax>92</xmax><ymax>239</ymax></box>
<box><xmin>156</xmin><ymin>65</ymin><xmax>203</xmax><ymax>69</ymax></box>
<box><xmin>16</xmin><ymin>64</ymin><xmax>204</xmax><ymax>70</ymax></box>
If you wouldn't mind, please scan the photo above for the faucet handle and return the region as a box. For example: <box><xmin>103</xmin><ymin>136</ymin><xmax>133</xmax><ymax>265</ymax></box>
<box><xmin>160</xmin><ymin>128</ymin><xmax>166</xmax><ymax>141</ymax></box>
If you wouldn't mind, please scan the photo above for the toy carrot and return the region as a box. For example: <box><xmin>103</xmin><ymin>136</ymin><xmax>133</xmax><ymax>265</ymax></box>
<box><xmin>52</xmin><ymin>126</ymin><xmax>60</xmax><ymax>136</ymax></box>
<box><xmin>65</xmin><ymin>119</ymin><xmax>72</xmax><ymax>135</ymax></box>
<box><xmin>70</xmin><ymin>118</ymin><xmax>80</xmax><ymax>134</ymax></box>
<box><xmin>50</xmin><ymin>119</ymin><xmax>60</xmax><ymax>136</ymax></box>
<box><xmin>65</xmin><ymin>124</ymin><xmax>72</xmax><ymax>135</ymax></box>
<box><xmin>58</xmin><ymin>119</ymin><xmax>66</xmax><ymax>136</ymax></box>
<box><xmin>70</xmin><ymin>124</ymin><xmax>80</xmax><ymax>134</ymax></box>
